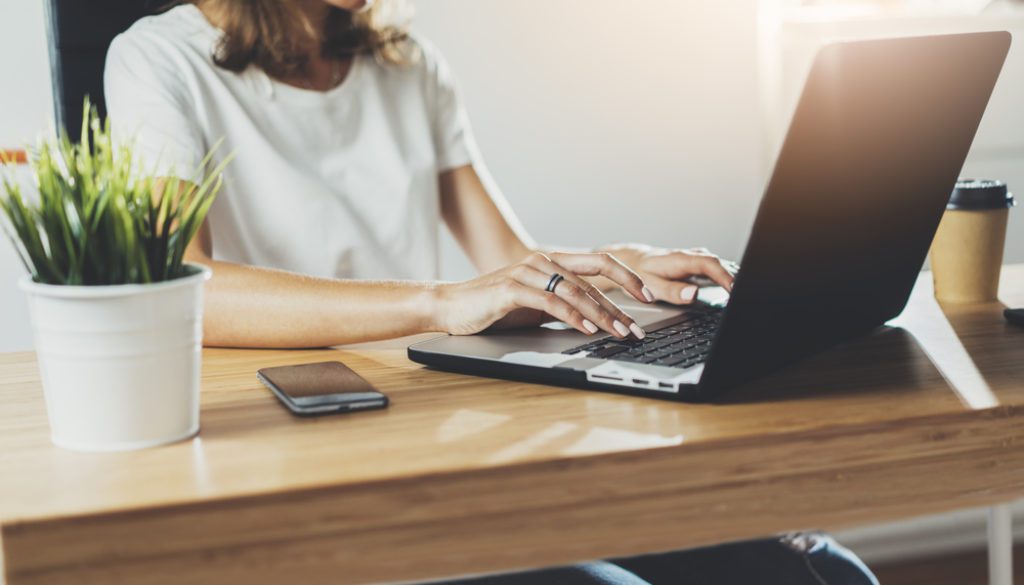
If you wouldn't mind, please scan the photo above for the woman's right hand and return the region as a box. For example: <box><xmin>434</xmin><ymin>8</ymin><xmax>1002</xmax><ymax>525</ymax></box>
<box><xmin>432</xmin><ymin>252</ymin><xmax>655</xmax><ymax>340</ymax></box>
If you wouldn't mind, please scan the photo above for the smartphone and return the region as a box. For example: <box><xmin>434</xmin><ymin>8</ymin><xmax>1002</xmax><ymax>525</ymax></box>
<box><xmin>257</xmin><ymin>361</ymin><xmax>389</xmax><ymax>416</ymax></box>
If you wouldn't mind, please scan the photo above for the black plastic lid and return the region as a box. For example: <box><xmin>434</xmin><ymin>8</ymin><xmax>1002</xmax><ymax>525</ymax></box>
<box><xmin>948</xmin><ymin>179</ymin><xmax>1015</xmax><ymax>211</ymax></box>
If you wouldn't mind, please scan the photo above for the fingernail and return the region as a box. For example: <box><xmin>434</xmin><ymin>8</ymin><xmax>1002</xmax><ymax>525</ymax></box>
<box><xmin>642</xmin><ymin>286</ymin><xmax>655</xmax><ymax>303</ymax></box>
<box><xmin>613</xmin><ymin>320</ymin><xmax>630</xmax><ymax>337</ymax></box>
<box><xmin>629</xmin><ymin>323</ymin><xmax>646</xmax><ymax>339</ymax></box>
<box><xmin>680</xmin><ymin>285</ymin><xmax>698</xmax><ymax>302</ymax></box>
<box><xmin>582</xmin><ymin>319</ymin><xmax>598</xmax><ymax>334</ymax></box>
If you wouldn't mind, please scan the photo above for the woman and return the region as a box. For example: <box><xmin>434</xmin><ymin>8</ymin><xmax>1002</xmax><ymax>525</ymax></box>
<box><xmin>104</xmin><ymin>1</ymin><xmax>878</xmax><ymax>583</ymax></box>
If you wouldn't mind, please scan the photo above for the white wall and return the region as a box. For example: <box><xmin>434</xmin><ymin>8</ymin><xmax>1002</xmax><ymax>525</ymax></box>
<box><xmin>415</xmin><ymin>0</ymin><xmax>766</xmax><ymax>280</ymax></box>
<box><xmin>0</xmin><ymin>0</ymin><xmax>52</xmax><ymax>144</ymax></box>
<box><xmin>0</xmin><ymin>0</ymin><xmax>49</xmax><ymax>352</ymax></box>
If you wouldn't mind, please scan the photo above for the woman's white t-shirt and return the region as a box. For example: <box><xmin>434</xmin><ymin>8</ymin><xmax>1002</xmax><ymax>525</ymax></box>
<box><xmin>104</xmin><ymin>4</ymin><xmax>476</xmax><ymax>280</ymax></box>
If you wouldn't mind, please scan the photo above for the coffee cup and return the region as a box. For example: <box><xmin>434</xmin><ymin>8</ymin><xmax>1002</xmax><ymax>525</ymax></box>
<box><xmin>930</xmin><ymin>179</ymin><xmax>1015</xmax><ymax>303</ymax></box>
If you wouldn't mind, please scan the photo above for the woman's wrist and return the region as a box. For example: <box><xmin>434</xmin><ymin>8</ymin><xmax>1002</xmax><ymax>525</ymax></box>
<box><xmin>419</xmin><ymin>281</ymin><xmax>451</xmax><ymax>334</ymax></box>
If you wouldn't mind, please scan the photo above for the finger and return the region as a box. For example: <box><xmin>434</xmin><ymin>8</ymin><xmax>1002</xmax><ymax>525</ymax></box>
<box><xmin>547</xmin><ymin>252</ymin><xmax>652</xmax><ymax>304</ymax></box>
<box><xmin>524</xmin><ymin>253</ymin><xmax>641</xmax><ymax>334</ymax></box>
<box><xmin>524</xmin><ymin>253</ymin><xmax>642</xmax><ymax>339</ymax></box>
<box><xmin>508</xmin><ymin>264</ymin><xmax>621</xmax><ymax>337</ymax></box>
<box><xmin>648</xmin><ymin>252</ymin><xmax>735</xmax><ymax>291</ymax></box>
<box><xmin>504</xmin><ymin>281</ymin><xmax>600</xmax><ymax>337</ymax></box>
<box><xmin>645</xmin><ymin>275</ymin><xmax>700</xmax><ymax>305</ymax></box>
<box><xmin>692</xmin><ymin>255</ymin><xmax>735</xmax><ymax>291</ymax></box>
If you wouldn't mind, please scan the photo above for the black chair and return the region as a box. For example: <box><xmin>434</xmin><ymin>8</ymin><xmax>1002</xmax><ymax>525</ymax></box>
<box><xmin>43</xmin><ymin>0</ymin><xmax>165</xmax><ymax>138</ymax></box>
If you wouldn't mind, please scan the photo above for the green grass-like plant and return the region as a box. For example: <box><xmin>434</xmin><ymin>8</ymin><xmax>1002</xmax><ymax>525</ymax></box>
<box><xmin>0</xmin><ymin>100</ymin><xmax>232</xmax><ymax>285</ymax></box>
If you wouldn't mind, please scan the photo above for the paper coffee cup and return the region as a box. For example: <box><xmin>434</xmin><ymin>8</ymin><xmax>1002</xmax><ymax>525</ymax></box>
<box><xmin>930</xmin><ymin>179</ymin><xmax>1014</xmax><ymax>303</ymax></box>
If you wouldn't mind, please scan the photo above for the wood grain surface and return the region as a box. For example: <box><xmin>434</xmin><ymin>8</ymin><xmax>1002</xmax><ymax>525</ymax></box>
<box><xmin>3</xmin><ymin>267</ymin><xmax>1024</xmax><ymax>584</ymax></box>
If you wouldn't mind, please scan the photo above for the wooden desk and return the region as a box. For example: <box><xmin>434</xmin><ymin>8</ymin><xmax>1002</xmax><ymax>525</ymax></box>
<box><xmin>3</xmin><ymin>267</ymin><xmax>1024</xmax><ymax>585</ymax></box>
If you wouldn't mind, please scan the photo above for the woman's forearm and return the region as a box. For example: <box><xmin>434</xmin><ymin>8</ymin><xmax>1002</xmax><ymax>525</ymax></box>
<box><xmin>440</xmin><ymin>165</ymin><xmax>534</xmax><ymax>272</ymax></box>
<box><xmin>195</xmin><ymin>259</ymin><xmax>442</xmax><ymax>348</ymax></box>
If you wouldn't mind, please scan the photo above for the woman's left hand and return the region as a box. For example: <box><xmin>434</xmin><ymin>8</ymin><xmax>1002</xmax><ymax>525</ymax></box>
<box><xmin>599</xmin><ymin>244</ymin><xmax>737</xmax><ymax>305</ymax></box>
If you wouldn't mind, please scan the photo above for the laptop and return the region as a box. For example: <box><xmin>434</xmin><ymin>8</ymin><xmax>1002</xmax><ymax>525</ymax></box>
<box><xmin>409</xmin><ymin>32</ymin><xmax>1011</xmax><ymax>402</ymax></box>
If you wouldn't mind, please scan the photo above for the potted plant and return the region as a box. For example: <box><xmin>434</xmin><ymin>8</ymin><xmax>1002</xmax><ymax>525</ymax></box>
<box><xmin>0</xmin><ymin>102</ymin><xmax>231</xmax><ymax>451</ymax></box>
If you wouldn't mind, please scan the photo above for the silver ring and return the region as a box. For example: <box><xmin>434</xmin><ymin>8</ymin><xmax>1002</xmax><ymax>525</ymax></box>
<box><xmin>545</xmin><ymin>273</ymin><xmax>565</xmax><ymax>293</ymax></box>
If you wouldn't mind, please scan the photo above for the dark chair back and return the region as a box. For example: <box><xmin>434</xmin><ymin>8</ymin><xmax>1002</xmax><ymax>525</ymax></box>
<box><xmin>43</xmin><ymin>0</ymin><xmax>165</xmax><ymax>137</ymax></box>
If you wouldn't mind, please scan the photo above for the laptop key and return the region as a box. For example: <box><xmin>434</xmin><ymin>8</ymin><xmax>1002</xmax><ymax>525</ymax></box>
<box><xmin>563</xmin><ymin>340</ymin><xmax>606</xmax><ymax>354</ymax></box>
<box><xmin>589</xmin><ymin>345</ymin><xmax>629</xmax><ymax>359</ymax></box>
<box><xmin>662</xmin><ymin>355</ymin><xmax>689</xmax><ymax>367</ymax></box>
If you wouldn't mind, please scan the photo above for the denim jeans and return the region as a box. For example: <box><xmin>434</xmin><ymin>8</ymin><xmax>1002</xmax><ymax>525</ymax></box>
<box><xmin>443</xmin><ymin>533</ymin><xmax>878</xmax><ymax>585</ymax></box>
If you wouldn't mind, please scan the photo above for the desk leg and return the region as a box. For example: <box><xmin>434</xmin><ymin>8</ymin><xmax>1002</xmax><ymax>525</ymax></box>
<box><xmin>989</xmin><ymin>504</ymin><xmax>1013</xmax><ymax>585</ymax></box>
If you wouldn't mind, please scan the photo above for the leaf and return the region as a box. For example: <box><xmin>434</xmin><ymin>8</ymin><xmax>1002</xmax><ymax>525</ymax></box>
<box><xmin>0</xmin><ymin>97</ymin><xmax>233</xmax><ymax>285</ymax></box>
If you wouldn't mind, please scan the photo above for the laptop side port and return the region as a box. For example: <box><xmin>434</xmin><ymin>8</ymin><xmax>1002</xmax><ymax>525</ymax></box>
<box><xmin>585</xmin><ymin>363</ymin><xmax>685</xmax><ymax>393</ymax></box>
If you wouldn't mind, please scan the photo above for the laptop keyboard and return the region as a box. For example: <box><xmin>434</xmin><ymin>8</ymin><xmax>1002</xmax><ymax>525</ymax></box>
<box><xmin>562</xmin><ymin>307</ymin><xmax>723</xmax><ymax>369</ymax></box>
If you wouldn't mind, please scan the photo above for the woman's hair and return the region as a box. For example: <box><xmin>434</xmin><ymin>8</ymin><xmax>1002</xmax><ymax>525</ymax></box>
<box><xmin>190</xmin><ymin>0</ymin><xmax>413</xmax><ymax>78</ymax></box>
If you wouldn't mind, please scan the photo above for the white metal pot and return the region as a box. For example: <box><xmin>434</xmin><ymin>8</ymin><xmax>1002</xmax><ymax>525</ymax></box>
<box><xmin>19</xmin><ymin>264</ymin><xmax>211</xmax><ymax>452</ymax></box>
